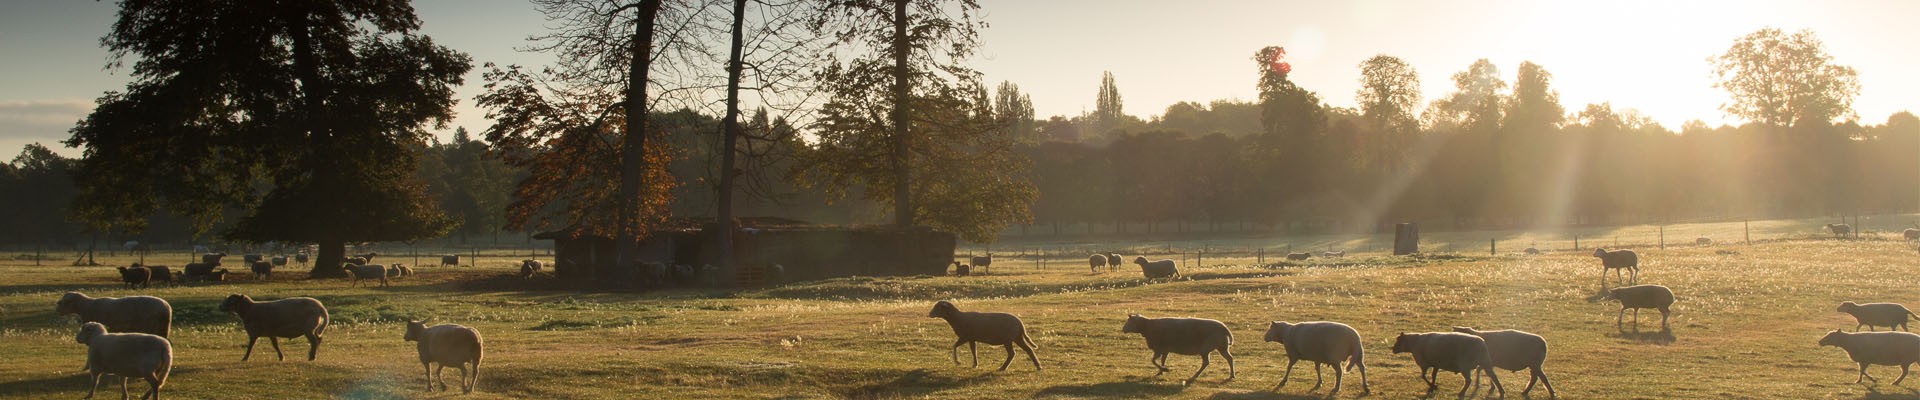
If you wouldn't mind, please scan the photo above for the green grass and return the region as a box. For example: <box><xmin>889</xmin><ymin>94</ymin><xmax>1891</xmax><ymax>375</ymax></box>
<box><xmin>4</xmin><ymin>235</ymin><xmax>1920</xmax><ymax>399</ymax></box>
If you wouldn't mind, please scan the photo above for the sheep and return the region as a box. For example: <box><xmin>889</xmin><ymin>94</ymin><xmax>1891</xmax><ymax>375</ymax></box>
<box><xmin>74</xmin><ymin>322</ymin><xmax>171</xmax><ymax>400</ymax></box>
<box><xmin>355</xmin><ymin>252</ymin><xmax>379</xmax><ymax>263</ymax></box>
<box><xmin>1122</xmin><ymin>314</ymin><xmax>1234</xmax><ymax>385</ymax></box>
<box><xmin>1605</xmin><ymin>284</ymin><xmax>1675</xmax><ymax>330</ymax></box>
<box><xmin>348</xmin><ymin>264</ymin><xmax>389</xmax><ymax>287</ymax></box>
<box><xmin>440</xmin><ymin>255</ymin><xmax>459</xmax><ymax>266</ymax></box>
<box><xmin>346</xmin><ymin>256</ymin><xmax>370</xmax><ymax>266</ymax></box>
<box><xmin>218</xmin><ymin>294</ymin><xmax>329</xmax><ymax>361</ymax></box>
<box><xmin>952</xmin><ymin>262</ymin><xmax>971</xmax><ymax>277</ymax></box>
<box><xmin>1286</xmin><ymin>252</ymin><xmax>1312</xmax><ymax>261</ymax></box>
<box><xmin>55</xmin><ymin>292</ymin><xmax>172</xmax><ymax>338</ymax></box>
<box><xmin>1837</xmin><ymin>301</ymin><xmax>1920</xmax><ymax>332</ymax></box>
<box><xmin>271</xmin><ymin>255</ymin><xmax>289</xmax><ymax>266</ymax></box>
<box><xmin>387</xmin><ymin>264</ymin><xmax>413</xmax><ymax>278</ymax></box>
<box><xmin>1391</xmin><ymin>332</ymin><xmax>1504</xmax><ymax>398</ymax></box>
<box><xmin>1452</xmin><ymin>327</ymin><xmax>1554</xmax><ymax>397</ymax></box>
<box><xmin>118</xmin><ymin>266</ymin><xmax>152</xmax><ymax>289</ymax></box>
<box><xmin>405</xmin><ymin>321</ymin><xmax>485</xmax><ymax>393</ymax></box>
<box><xmin>294</xmin><ymin>253</ymin><xmax>309</xmax><ymax>264</ymax></box>
<box><xmin>521</xmin><ymin>261</ymin><xmax>542</xmax><ymax>279</ymax></box>
<box><xmin>182</xmin><ymin>262</ymin><xmax>219</xmax><ymax>280</ymax></box>
<box><xmin>203</xmin><ymin>269</ymin><xmax>230</xmax><ymax>282</ymax></box>
<box><xmin>1523</xmin><ymin>247</ymin><xmax>1541</xmax><ymax>255</ymax></box>
<box><xmin>1321</xmin><ymin>250</ymin><xmax>1346</xmax><ymax>258</ymax></box>
<box><xmin>1089</xmin><ymin>254</ymin><xmax>1108</xmax><ymax>273</ymax></box>
<box><xmin>1828</xmin><ymin>223</ymin><xmax>1853</xmax><ymax>238</ymax></box>
<box><xmin>1695</xmin><ymin>237</ymin><xmax>1713</xmax><ymax>246</ymax></box>
<box><xmin>243</xmin><ymin>254</ymin><xmax>264</xmax><ymax>264</ymax></box>
<box><xmin>251</xmin><ymin>261</ymin><xmax>274</xmax><ymax>281</ymax></box>
<box><xmin>1820</xmin><ymin>329</ymin><xmax>1920</xmax><ymax>384</ymax></box>
<box><xmin>1591</xmin><ymin>248</ymin><xmax>1639</xmax><ymax>287</ymax></box>
<box><xmin>926</xmin><ymin>300</ymin><xmax>1040</xmax><ymax>371</ymax></box>
<box><xmin>1106</xmin><ymin>253</ymin><xmax>1122</xmax><ymax>272</ymax></box>
<box><xmin>1264</xmin><ymin>321</ymin><xmax>1367</xmax><ymax>395</ymax></box>
<box><xmin>1131</xmin><ymin>256</ymin><xmax>1179</xmax><ymax>279</ymax></box>
<box><xmin>200</xmin><ymin>252</ymin><xmax>227</xmax><ymax>265</ymax></box>
<box><xmin>1906</xmin><ymin>228</ymin><xmax>1920</xmax><ymax>241</ymax></box>
<box><xmin>141</xmin><ymin>265</ymin><xmax>173</xmax><ymax>287</ymax></box>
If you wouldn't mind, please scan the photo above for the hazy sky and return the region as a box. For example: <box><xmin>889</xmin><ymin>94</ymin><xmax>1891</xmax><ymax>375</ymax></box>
<box><xmin>4</xmin><ymin>0</ymin><xmax>1917</xmax><ymax>158</ymax></box>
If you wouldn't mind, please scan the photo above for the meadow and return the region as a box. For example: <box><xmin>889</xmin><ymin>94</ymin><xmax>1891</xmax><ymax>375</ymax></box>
<box><xmin>3</xmin><ymin>221</ymin><xmax>1920</xmax><ymax>399</ymax></box>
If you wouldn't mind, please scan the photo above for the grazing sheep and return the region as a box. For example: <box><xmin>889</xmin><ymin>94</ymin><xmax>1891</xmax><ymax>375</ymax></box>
<box><xmin>440</xmin><ymin>255</ymin><xmax>459</xmax><ymax>266</ymax></box>
<box><xmin>218</xmin><ymin>294</ymin><xmax>328</xmax><ymax>361</ymax></box>
<box><xmin>355</xmin><ymin>253</ymin><xmax>379</xmax><ymax>263</ymax></box>
<box><xmin>271</xmin><ymin>256</ymin><xmax>289</xmax><ymax>266</ymax></box>
<box><xmin>74</xmin><ymin>322</ymin><xmax>171</xmax><ymax>400</ymax></box>
<box><xmin>387</xmin><ymin>264</ymin><xmax>413</xmax><ymax>278</ymax></box>
<box><xmin>1391</xmin><ymin>332</ymin><xmax>1504</xmax><ymax>398</ymax></box>
<box><xmin>346</xmin><ymin>256</ymin><xmax>369</xmax><ymax>266</ymax></box>
<box><xmin>971</xmin><ymin>254</ymin><xmax>992</xmax><ymax>274</ymax></box>
<box><xmin>348</xmin><ymin>264</ymin><xmax>389</xmax><ymax>287</ymax></box>
<box><xmin>117</xmin><ymin>266</ymin><xmax>152</xmax><ymax>289</ymax></box>
<box><xmin>1089</xmin><ymin>254</ymin><xmax>1108</xmax><ymax>273</ymax></box>
<box><xmin>1131</xmin><ymin>256</ymin><xmax>1179</xmax><ymax>279</ymax></box>
<box><xmin>55</xmin><ymin>292</ymin><xmax>172</xmax><ymax>338</ymax></box>
<box><xmin>1820</xmin><ymin>329</ymin><xmax>1920</xmax><ymax>384</ymax></box>
<box><xmin>926</xmin><ymin>300</ymin><xmax>1040</xmax><ymax>371</ymax></box>
<box><xmin>1591</xmin><ymin>248</ymin><xmax>1639</xmax><ymax>287</ymax></box>
<box><xmin>200</xmin><ymin>252</ymin><xmax>227</xmax><ymax>265</ymax></box>
<box><xmin>1123</xmin><ymin>314</ymin><xmax>1234</xmax><ymax>385</ymax></box>
<box><xmin>1906</xmin><ymin>228</ymin><xmax>1920</xmax><ymax>241</ymax></box>
<box><xmin>1828</xmin><ymin>223</ymin><xmax>1853</xmax><ymax>238</ymax></box>
<box><xmin>1837</xmin><ymin>301</ymin><xmax>1919</xmax><ymax>332</ymax></box>
<box><xmin>521</xmin><ymin>261</ymin><xmax>542</xmax><ymax>279</ymax></box>
<box><xmin>953</xmin><ymin>262</ymin><xmax>971</xmax><ymax>277</ymax></box>
<box><xmin>251</xmin><ymin>261</ymin><xmax>274</xmax><ymax>281</ymax></box>
<box><xmin>182</xmin><ymin>262</ymin><xmax>219</xmax><ymax>280</ymax></box>
<box><xmin>405</xmin><ymin>321</ymin><xmax>485</xmax><ymax>393</ymax></box>
<box><xmin>1286</xmin><ymin>252</ymin><xmax>1312</xmax><ymax>261</ymax></box>
<box><xmin>1452</xmin><ymin>327</ymin><xmax>1554</xmax><ymax>397</ymax></box>
<box><xmin>1321</xmin><ymin>250</ymin><xmax>1346</xmax><ymax>258</ymax></box>
<box><xmin>294</xmin><ymin>253</ymin><xmax>309</xmax><ymax>264</ymax></box>
<box><xmin>1106</xmin><ymin>253</ymin><xmax>1122</xmax><ymax>272</ymax></box>
<box><xmin>1695</xmin><ymin>237</ymin><xmax>1713</xmax><ymax>246</ymax></box>
<box><xmin>1264</xmin><ymin>321</ymin><xmax>1367</xmax><ymax>395</ymax></box>
<box><xmin>141</xmin><ymin>265</ymin><xmax>173</xmax><ymax>287</ymax></box>
<box><xmin>1605</xmin><ymin>284</ymin><xmax>1675</xmax><ymax>330</ymax></box>
<box><xmin>1523</xmin><ymin>247</ymin><xmax>1541</xmax><ymax>255</ymax></box>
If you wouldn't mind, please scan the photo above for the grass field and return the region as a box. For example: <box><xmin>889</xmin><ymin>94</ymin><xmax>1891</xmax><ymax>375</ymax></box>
<box><xmin>4</xmin><ymin>231</ymin><xmax>1920</xmax><ymax>398</ymax></box>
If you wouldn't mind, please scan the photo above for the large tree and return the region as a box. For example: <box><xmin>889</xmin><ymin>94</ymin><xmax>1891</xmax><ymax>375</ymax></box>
<box><xmin>68</xmin><ymin>0</ymin><xmax>471</xmax><ymax>277</ymax></box>
<box><xmin>1711</xmin><ymin>28</ymin><xmax>1860</xmax><ymax>129</ymax></box>
<box><xmin>1355</xmin><ymin>54</ymin><xmax>1421</xmax><ymax>173</ymax></box>
<box><xmin>801</xmin><ymin>0</ymin><xmax>1035</xmax><ymax>242</ymax></box>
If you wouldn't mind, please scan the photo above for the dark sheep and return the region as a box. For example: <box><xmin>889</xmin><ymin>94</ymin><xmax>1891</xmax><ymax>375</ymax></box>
<box><xmin>1837</xmin><ymin>301</ymin><xmax>1919</xmax><ymax>332</ymax></box>
<box><xmin>243</xmin><ymin>254</ymin><xmax>264</xmax><ymax>264</ymax></box>
<box><xmin>1906</xmin><ymin>228</ymin><xmax>1920</xmax><ymax>241</ymax></box>
<box><xmin>141</xmin><ymin>265</ymin><xmax>173</xmax><ymax>287</ymax></box>
<box><xmin>182</xmin><ymin>262</ymin><xmax>219</xmax><ymax>280</ymax></box>
<box><xmin>971</xmin><ymin>254</ymin><xmax>992</xmax><ymax>274</ymax></box>
<box><xmin>1828</xmin><ymin>223</ymin><xmax>1852</xmax><ymax>238</ymax></box>
<box><xmin>1820</xmin><ymin>329</ymin><xmax>1920</xmax><ymax>384</ymax></box>
<box><xmin>1089</xmin><ymin>254</ymin><xmax>1108</xmax><ymax>273</ymax></box>
<box><xmin>1524</xmin><ymin>247</ymin><xmax>1541</xmax><ymax>255</ymax></box>
<box><xmin>440</xmin><ymin>255</ymin><xmax>459</xmax><ymax>266</ymax></box>
<box><xmin>219</xmin><ymin>294</ymin><xmax>329</xmax><ymax>361</ymax></box>
<box><xmin>200</xmin><ymin>252</ymin><xmax>227</xmax><ymax>265</ymax></box>
<box><xmin>406</xmin><ymin>321</ymin><xmax>485</xmax><ymax>393</ymax></box>
<box><xmin>1452</xmin><ymin>327</ymin><xmax>1554</xmax><ymax>397</ymax></box>
<box><xmin>251</xmin><ymin>261</ymin><xmax>274</xmax><ymax>281</ymax></box>
<box><xmin>1123</xmin><ymin>314</ymin><xmax>1234</xmax><ymax>385</ymax></box>
<box><xmin>74</xmin><ymin>322</ymin><xmax>171</xmax><ymax>400</ymax></box>
<box><xmin>294</xmin><ymin>253</ymin><xmax>309</xmax><ymax>264</ymax></box>
<box><xmin>271</xmin><ymin>255</ymin><xmax>289</xmax><ymax>266</ymax></box>
<box><xmin>55</xmin><ymin>292</ymin><xmax>172</xmax><ymax>338</ymax></box>
<box><xmin>1591</xmin><ymin>248</ymin><xmax>1639</xmax><ymax>287</ymax></box>
<box><xmin>926</xmin><ymin>300</ymin><xmax>1040</xmax><ymax>371</ymax></box>
<box><xmin>1265</xmin><ymin>321</ymin><xmax>1367</xmax><ymax>395</ymax></box>
<box><xmin>1605</xmin><ymin>284</ymin><xmax>1675</xmax><ymax>330</ymax></box>
<box><xmin>1392</xmin><ymin>332</ymin><xmax>1504</xmax><ymax>398</ymax></box>
<box><xmin>520</xmin><ymin>260</ymin><xmax>541</xmax><ymax>279</ymax></box>
<box><xmin>117</xmin><ymin>266</ymin><xmax>151</xmax><ymax>289</ymax></box>
<box><xmin>1132</xmin><ymin>256</ymin><xmax>1179</xmax><ymax>279</ymax></box>
<box><xmin>952</xmin><ymin>262</ymin><xmax>971</xmax><ymax>277</ymax></box>
<box><xmin>1286</xmin><ymin>252</ymin><xmax>1312</xmax><ymax>261</ymax></box>
<box><xmin>1106</xmin><ymin>253</ymin><xmax>1122</xmax><ymax>272</ymax></box>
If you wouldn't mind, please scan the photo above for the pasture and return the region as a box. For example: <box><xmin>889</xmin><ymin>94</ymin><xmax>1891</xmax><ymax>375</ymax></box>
<box><xmin>3</xmin><ymin>230</ymin><xmax>1920</xmax><ymax>398</ymax></box>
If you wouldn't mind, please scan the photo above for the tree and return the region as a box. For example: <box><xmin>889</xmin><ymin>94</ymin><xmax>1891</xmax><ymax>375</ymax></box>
<box><xmin>1355</xmin><ymin>55</ymin><xmax>1421</xmax><ymax>173</ymax></box>
<box><xmin>68</xmin><ymin>0</ymin><xmax>471</xmax><ymax>277</ymax></box>
<box><xmin>1711</xmin><ymin>28</ymin><xmax>1860</xmax><ymax>129</ymax></box>
<box><xmin>802</xmin><ymin>0</ymin><xmax>1036</xmax><ymax>242</ymax></box>
<box><xmin>1095</xmin><ymin>71</ymin><xmax>1124</xmax><ymax>128</ymax></box>
<box><xmin>995</xmin><ymin>81</ymin><xmax>1037</xmax><ymax>142</ymax></box>
<box><xmin>1252</xmin><ymin>46</ymin><xmax>1329</xmax><ymax>222</ymax></box>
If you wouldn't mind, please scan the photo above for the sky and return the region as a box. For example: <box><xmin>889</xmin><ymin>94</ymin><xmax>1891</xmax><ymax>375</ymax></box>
<box><xmin>4</xmin><ymin>0</ymin><xmax>1918</xmax><ymax>159</ymax></box>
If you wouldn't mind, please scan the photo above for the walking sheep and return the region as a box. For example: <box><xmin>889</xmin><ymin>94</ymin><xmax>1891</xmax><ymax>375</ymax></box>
<box><xmin>182</xmin><ymin>262</ymin><xmax>219</xmax><ymax>280</ymax></box>
<box><xmin>405</xmin><ymin>321</ymin><xmax>485</xmax><ymax>393</ymax></box>
<box><xmin>251</xmin><ymin>261</ymin><xmax>273</xmax><ymax>281</ymax></box>
<box><xmin>1819</xmin><ymin>329</ymin><xmax>1920</xmax><ymax>384</ymax></box>
<box><xmin>971</xmin><ymin>254</ymin><xmax>992</xmax><ymax>274</ymax></box>
<box><xmin>1837</xmin><ymin>301</ymin><xmax>1920</xmax><ymax>332</ymax></box>
<box><xmin>1591</xmin><ymin>248</ymin><xmax>1639</xmax><ymax>287</ymax></box>
<box><xmin>926</xmin><ymin>300</ymin><xmax>1040</xmax><ymax>371</ymax></box>
<box><xmin>1106</xmin><ymin>253</ymin><xmax>1122</xmax><ymax>272</ymax></box>
<box><xmin>1452</xmin><ymin>327</ymin><xmax>1554</xmax><ymax>397</ymax></box>
<box><xmin>1391</xmin><ymin>332</ymin><xmax>1504</xmax><ymax>398</ymax></box>
<box><xmin>1089</xmin><ymin>254</ymin><xmax>1107</xmax><ymax>273</ymax></box>
<box><xmin>1605</xmin><ymin>284</ymin><xmax>1675</xmax><ymax>331</ymax></box>
<box><xmin>1132</xmin><ymin>256</ymin><xmax>1179</xmax><ymax>279</ymax></box>
<box><xmin>1828</xmin><ymin>223</ymin><xmax>1853</xmax><ymax>238</ymax></box>
<box><xmin>348</xmin><ymin>264</ymin><xmax>389</xmax><ymax>287</ymax></box>
<box><xmin>1906</xmin><ymin>228</ymin><xmax>1920</xmax><ymax>241</ymax></box>
<box><xmin>219</xmin><ymin>294</ymin><xmax>329</xmax><ymax>361</ymax></box>
<box><xmin>74</xmin><ymin>322</ymin><xmax>171</xmax><ymax>400</ymax></box>
<box><xmin>141</xmin><ymin>265</ymin><xmax>173</xmax><ymax>287</ymax></box>
<box><xmin>56</xmin><ymin>292</ymin><xmax>172</xmax><ymax>338</ymax></box>
<box><xmin>1264</xmin><ymin>321</ymin><xmax>1368</xmax><ymax>395</ymax></box>
<box><xmin>1123</xmin><ymin>314</ymin><xmax>1234</xmax><ymax>385</ymax></box>
<box><xmin>117</xmin><ymin>266</ymin><xmax>151</xmax><ymax>289</ymax></box>
<box><xmin>387</xmin><ymin>264</ymin><xmax>413</xmax><ymax>278</ymax></box>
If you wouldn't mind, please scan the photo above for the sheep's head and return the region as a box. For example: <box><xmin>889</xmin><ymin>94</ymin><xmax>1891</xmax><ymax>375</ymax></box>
<box><xmin>1837</xmin><ymin>302</ymin><xmax>1859</xmax><ymax>313</ymax></box>
<box><xmin>54</xmin><ymin>292</ymin><xmax>86</xmax><ymax>315</ymax></box>
<box><xmin>218</xmin><ymin>294</ymin><xmax>252</xmax><ymax>313</ymax></box>
<box><xmin>1602</xmin><ymin>288</ymin><xmax>1622</xmax><ymax>301</ymax></box>
<box><xmin>1451</xmin><ymin>326</ymin><xmax>1481</xmax><ymax>336</ymax></box>
<box><xmin>76</xmin><ymin>322</ymin><xmax>107</xmax><ymax>345</ymax></box>
<box><xmin>1131</xmin><ymin>256</ymin><xmax>1149</xmax><ymax>266</ymax></box>
<box><xmin>1591</xmin><ymin>248</ymin><xmax>1607</xmax><ymax>257</ymax></box>
<box><xmin>405</xmin><ymin>320</ymin><xmax>427</xmax><ymax>342</ymax></box>
<box><xmin>1391</xmin><ymin>333</ymin><xmax>1415</xmax><ymax>354</ymax></box>
<box><xmin>1122</xmin><ymin>314</ymin><xmax>1147</xmax><ymax>333</ymax></box>
<box><xmin>928</xmin><ymin>301</ymin><xmax>958</xmax><ymax>318</ymax></box>
<box><xmin>1263</xmin><ymin>321</ymin><xmax>1293</xmax><ymax>343</ymax></box>
<box><xmin>1818</xmin><ymin>329</ymin><xmax>1847</xmax><ymax>347</ymax></box>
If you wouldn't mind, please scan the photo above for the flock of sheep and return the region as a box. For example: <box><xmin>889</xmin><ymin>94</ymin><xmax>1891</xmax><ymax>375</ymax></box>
<box><xmin>54</xmin><ymin>290</ymin><xmax>483</xmax><ymax>399</ymax></box>
<box><xmin>113</xmin><ymin>252</ymin><xmax>415</xmax><ymax>290</ymax></box>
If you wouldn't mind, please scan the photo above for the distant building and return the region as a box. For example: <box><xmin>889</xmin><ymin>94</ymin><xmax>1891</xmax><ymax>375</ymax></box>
<box><xmin>534</xmin><ymin>218</ymin><xmax>956</xmax><ymax>287</ymax></box>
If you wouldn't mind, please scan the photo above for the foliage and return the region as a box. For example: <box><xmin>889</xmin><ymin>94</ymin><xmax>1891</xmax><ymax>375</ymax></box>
<box><xmin>1711</xmin><ymin>27</ymin><xmax>1861</xmax><ymax>129</ymax></box>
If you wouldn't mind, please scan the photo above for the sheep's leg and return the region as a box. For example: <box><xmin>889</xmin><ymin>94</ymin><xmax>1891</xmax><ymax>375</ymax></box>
<box><xmin>1859</xmin><ymin>362</ymin><xmax>1873</xmax><ymax>383</ymax></box>
<box><xmin>969</xmin><ymin>342</ymin><xmax>978</xmax><ymax>367</ymax></box>
<box><xmin>1523</xmin><ymin>366</ymin><xmax>1540</xmax><ymax>395</ymax></box>
<box><xmin>268</xmin><ymin>337</ymin><xmax>285</xmax><ymax>361</ymax></box>
<box><xmin>950</xmin><ymin>339</ymin><xmax>964</xmax><ymax>365</ymax></box>
<box><xmin>1275</xmin><ymin>358</ymin><xmax>1298</xmax><ymax>391</ymax></box>
<box><xmin>1629</xmin><ymin>266</ymin><xmax>1638</xmax><ymax>285</ymax></box>
<box><xmin>1485</xmin><ymin>365</ymin><xmax>1504</xmax><ymax>397</ymax></box>
<box><xmin>1427</xmin><ymin>367</ymin><xmax>1440</xmax><ymax>390</ymax></box>
<box><xmin>997</xmin><ymin>344</ymin><xmax>1015</xmax><ymax>371</ymax></box>
<box><xmin>84</xmin><ymin>372</ymin><xmax>102</xmax><ymax>399</ymax></box>
<box><xmin>306</xmin><ymin>334</ymin><xmax>322</xmax><ymax>361</ymax></box>
<box><xmin>241</xmin><ymin>335</ymin><xmax>260</xmax><ymax>362</ymax></box>
<box><xmin>422</xmin><ymin>362</ymin><xmax>434</xmax><ymax>391</ymax></box>
<box><xmin>1186</xmin><ymin>353</ymin><xmax>1210</xmax><ymax>385</ymax></box>
<box><xmin>1151</xmin><ymin>352</ymin><xmax>1169</xmax><ymax>376</ymax></box>
<box><xmin>1016</xmin><ymin>338</ymin><xmax>1041</xmax><ymax>371</ymax></box>
<box><xmin>455</xmin><ymin>365</ymin><xmax>471</xmax><ymax>393</ymax></box>
<box><xmin>1220</xmin><ymin>348</ymin><xmax>1235</xmax><ymax>382</ymax></box>
<box><xmin>1331</xmin><ymin>361</ymin><xmax>1344</xmax><ymax>395</ymax></box>
<box><xmin>1310</xmin><ymin>362</ymin><xmax>1323</xmax><ymax>390</ymax></box>
<box><xmin>1355</xmin><ymin>357</ymin><xmax>1370</xmax><ymax>395</ymax></box>
<box><xmin>468</xmin><ymin>360</ymin><xmax>481</xmax><ymax>394</ymax></box>
<box><xmin>1898</xmin><ymin>363</ymin><xmax>1911</xmax><ymax>385</ymax></box>
<box><xmin>1536</xmin><ymin>366</ymin><xmax>1555</xmax><ymax>397</ymax></box>
<box><xmin>435</xmin><ymin>364</ymin><xmax>449</xmax><ymax>391</ymax></box>
<box><xmin>120</xmin><ymin>376</ymin><xmax>129</xmax><ymax>400</ymax></box>
<box><xmin>1458</xmin><ymin>370</ymin><xmax>1473</xmax><ymax>398</ymax></box>
<box><xmin>142</xmin><ymin>372</ymin><xmax>160</xmax><ymax>400</ymax></box>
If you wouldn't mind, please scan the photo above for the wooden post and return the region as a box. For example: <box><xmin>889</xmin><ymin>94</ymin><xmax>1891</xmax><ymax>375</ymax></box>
<box><xmin>471</xmin><ymin>247</ymin><xmax>478</xmax><ymax>268</ymax></box>
<box><xmin>1574</xmin><ymin>235</ymin><xmax>1579</xmax><ymax>250</ymax></box>
<box><xmin>1393</xmin><ymin>223</ymin><xmax>1419</xmax><ymax>255</ymax></box>
<box><xmin>1659</xmin><ymin>226</ymin><xmax>1665</xmax><ymax>250</ymax></box>
<box><xmin>1489</xmin><ymin>238</ymin><xmax>1496</xmax><ymax>255</ymax></box>
<box><xmin>1745</xmin><ymin>219</ymin><xmax>1751</xmax><ymax>244</ymax></box>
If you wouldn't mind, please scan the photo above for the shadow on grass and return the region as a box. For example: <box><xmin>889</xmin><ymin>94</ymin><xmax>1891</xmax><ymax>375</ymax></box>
<box><xmin>1207</xmin><ymin>388</ymin><xmax>1349</xmax><ymax>400</ymax></box>
<box><xmin>1859</xmin><ymin>383</ymin><xmax>1920</xmax><ymax>399</ymax></box>
<box><xmin>1034</xmin><ymin>380</ymin><xmax>1188</xmax><ymax>398</ymax></box>
<box><xmin>837</xmin><ymin>368</ymin><xmax>999</xmax><ymax>399</ymax></box>
<box><xmin>1609</xmin><ymin>326</ymin><xmax>1676</xmax><ymax>344</ymax></box>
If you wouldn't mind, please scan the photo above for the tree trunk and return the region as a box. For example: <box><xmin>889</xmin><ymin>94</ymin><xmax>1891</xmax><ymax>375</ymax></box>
<box><xmin>713</xmin><ymin>0</ymin><xmax>748</xmax><ymax>287</ymax></box>
<box><xmin>615</xmin><ymin>0</ymin><xmax>665</xmax><ymax>288</ymax></box>
<box><xmin>310</xmin><ymin>239</ymin><xmax>347</xmax><ymax>278</ymax></box>
<box><xmin>889</xmin><ymin>0</ymin><xmax>913</xmax><ymax>228</ymax></box>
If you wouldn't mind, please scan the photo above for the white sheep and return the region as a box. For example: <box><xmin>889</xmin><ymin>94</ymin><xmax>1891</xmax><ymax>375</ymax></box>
<box><xmin>1820</xmin><ymin>329</ymin><xmax>1920</xmax><ymax>384</ymax></box>
<box><xmin>1391</xmin><ymin>332</ymin><xmax>1504</xmax><ymax>398</ymax></box>
<box><xmin>347</xmin><ymin>264</ymin><xmax>389</xmax><ymax>287</ymax></box>
<box><xmin>1591</xmin><ymin>248</ymin><xmax>1639</xmax><ymax>287</ymax></box>
<box><xmin>74</xmin><ymin>322</ymin><xmax>171</xmax><ymax>400</ymax></box>
<box><xmin>1605</xmin><ymin>284</ymin><xmax>1675</xmax><ymax>331</ymax></box>
<box><xmin>406</xmin><ymin>321</ymin><xmax>485</xmax><ymax>393</ymax></box>
<box><xmin>1105</xmin><ymin>253</ymin><xmax>1122</xmax><ymax>272</ymax></box>
<box><xmin>219</xmin><ymin>294</ymin><xmax>330</xmax><ymax>361</ymax></box>
<box><xmin>55</xmin><ymin>292</ymin><xmax>172</xmax><ymax>338</ymax></box>
<box><xmin>1453</xmin><ymin>327</ymin><xmax>1554</xmax><ymax>397</ymax></box>
<box><xmin>1837</xmin><ymin>301</ymin><xmax>1919</xmax><ymax>332</ymax></box>
<box><xmin>1264</xmin><ymin>321</ymin><xmax>1367</xmax><ymax>394</ymax></box>
<box><xmin>1131</xmin><ymin>256</ymin><xmax>1179</xmax><ymax>279</ymax></box>
<box><xmin>1123</xmin><ymin>314</ymin><xmax>1234</xmax><ymax>385</ymax></box>
<box><xmin>926</xmin><ymin>300</ymin><xmax>1040</xmax><ymax>371</ymax></box>
<box><xmin>1905</xmin><ymin>228</ymin><xmax>1920</xmax><ymax>241</ymax></box>
<box><xmin>1089</xmin><ymin>254</ymin><xmax>1107</xmax><ymax>273</ymax></box>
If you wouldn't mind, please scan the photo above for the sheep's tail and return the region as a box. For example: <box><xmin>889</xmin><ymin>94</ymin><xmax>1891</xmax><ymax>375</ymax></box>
<box><xmin>1347</xmin><ymin>347</ymin><xmax>1363</xmax><ymax>372</ymax></box>
<box><xmin>1021</xmin><ymin>332</ymin><xmax>1038</xmax><ymax>350</ymax></box>
<box><xmin>1909</xmin><ymin>309</ymin><xmax>1919</xmax><ymax>322</ymax></box>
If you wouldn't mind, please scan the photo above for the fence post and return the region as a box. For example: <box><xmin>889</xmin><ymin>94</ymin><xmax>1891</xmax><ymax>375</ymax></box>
<box><xmin>1489</xmin><ymin>238</ymin><xmax>1496</xmax><ymax>255</ymax></box>
<box><xmin>1659</xmin><ymin>226</ymin><xmax>1665</xmax><ymax>250</ymax></box>
<box><xmin>1574</xmin><ymin>235</ymin><xmax>1579</xmax><ymax>251</ymax></box>
<box><xmin>1745</xmin><ymin>219</ymin><xmax>1751</xmax><ymax>244</ymax></box>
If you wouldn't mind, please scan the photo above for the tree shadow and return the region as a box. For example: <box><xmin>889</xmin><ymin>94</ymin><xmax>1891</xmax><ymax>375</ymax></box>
<box><xmin>837</xmin><ymin>368</ymin><xmax>1001</xmax><ymax>399</ymax></box>
<box><xmin>1034</xmin><ymin>379</ymin><xmax>1188</xmax><ymax>398</ymax></box>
